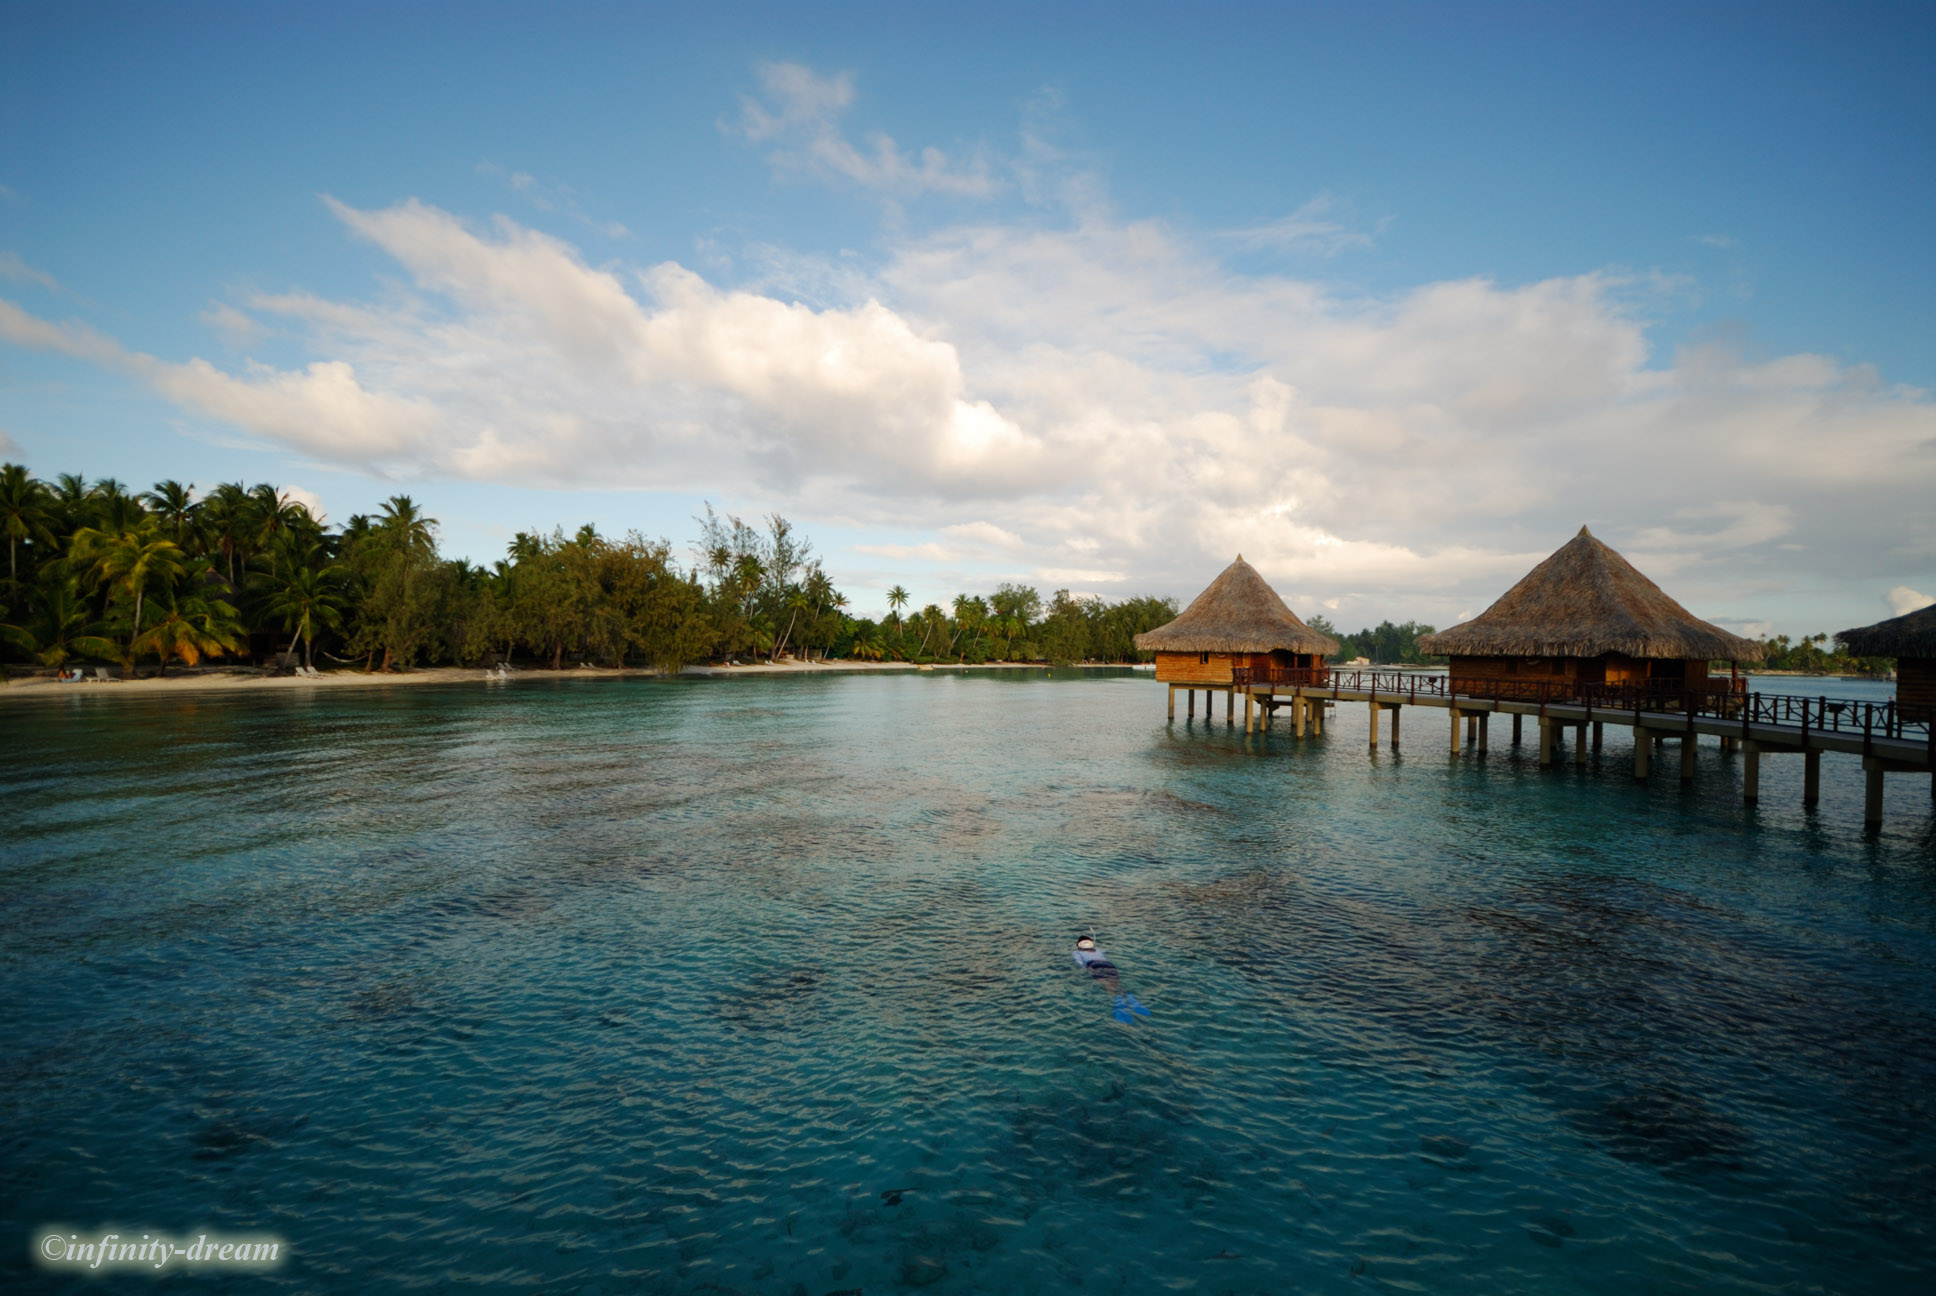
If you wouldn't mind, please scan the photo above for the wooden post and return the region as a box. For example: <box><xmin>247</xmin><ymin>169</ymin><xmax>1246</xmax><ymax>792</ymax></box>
<box><xmin>1538</xmin><ymin>716</ymin><xmax>1555</xmax><ymax>766</ymax></box>
<box><xmin>1865</xmin><ymin>763</ymin><xmax>1885</xmax><ymax>828</ymax></box>
<box><xmin>1512</xmin><ymin>713</ymin><xmax>1523</xmax><ymax>744</ymax></box>
<box><xmin>1743</xmin><ymin>741</ymin><xmax>1761</xmax><ymax>803</ymax></box>
<box><xmin>1803</xmin><ymin>750</ymin><xmax>1821</xmax><ymax>806</ymax></box>
<box><xmin>1465</xmin><ymin>714</ymin><xmax>1477</xmax><ymax>744</ymax></box>
<box><xmin>1244</xmin><ymin>690</ymin><xmax>1254</xmax><ymax>733</ymax></box>
<box><xmin>1680</xmin><ymin>734</ymin><xmax>1695</xmax><ymax>782</ymax></box>
<box><xmin>1634</xmin><ymin>727</ymin><xmax>1651</xmax><ymax>780</ymax></box>
<box><xmin>1314</xmin><ymin>702</ymin><xmax>1324</xmax><ymax>736</ymax></box>
<box><xmin>1574</xmin><ymin>723</ymin><xmax>1587</xmax><ymax>767</ymax></box>
<box><xmin>1368</xmin><ymin>701</ymin><xmax>1380</xmax><ymax>750</ymax></box>
<box><xmin>1294</xmin><ymin>695</ymin><xmax>1306</xmax><ymax>738</ymax></box>
<box><xmin>1592</xmin><ymin>721</ymin><xmax>1604</xmax><ymax>751</ymax></box>
<box><xmin>1390</xmin><ymin>706</ymin><xmax>1401</xmax><ymax>751</ymax></box>
<box><xmin>1478</xmin><ymin>713</ymin><xmax>1489</xmax><ymax>752</ymax></box>
<box><xmin>1188</xmin><ymin>689</ymin><xmax>1196</xmax><ymax>718</ymax></box>
<box><xmin>1225</xmin><ymin>688</ymin><xmax>1234</xmax><ymax>724</ymax></box>
<box><xmin>1168</xmin><ymin>684</ymin><xmax>1175</xmax><ymax>720</ymax></box>
<box><xmin>1450</xmin><ymin>706</ymin><xmax>1463</xmax><ymax>753</ymax></box>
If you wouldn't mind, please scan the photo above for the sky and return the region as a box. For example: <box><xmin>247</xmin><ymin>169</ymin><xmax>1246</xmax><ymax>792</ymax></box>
<box><xmin>2</xmin><ymin>1</ymin><xmax>1932</xmax><ymax>637</ymax></box>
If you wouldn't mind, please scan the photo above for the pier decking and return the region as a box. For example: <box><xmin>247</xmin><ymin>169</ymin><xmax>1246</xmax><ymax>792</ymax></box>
<box><xmin>1166</xmin><ymin>668</ymin><xmax>1933</xmax><ymax>829</ymax></box>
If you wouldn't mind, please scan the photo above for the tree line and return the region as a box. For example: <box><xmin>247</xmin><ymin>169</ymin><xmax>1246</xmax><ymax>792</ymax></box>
<box><xmin>0</xmin><ymin>465</ymin><xmax>1174</xmax><ymax>676</ymax></box>
<box><xmin>1304</xmin><ymin>616</ymin><xmax>1445</xmax><ymax>665</ymax></box>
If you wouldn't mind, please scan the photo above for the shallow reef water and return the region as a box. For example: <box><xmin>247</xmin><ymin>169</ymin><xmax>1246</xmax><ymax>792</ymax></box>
<box><xmin>2</xmin><ymin>669</ymin><xmax>1933</xmax><ymax>1293</ymax></box>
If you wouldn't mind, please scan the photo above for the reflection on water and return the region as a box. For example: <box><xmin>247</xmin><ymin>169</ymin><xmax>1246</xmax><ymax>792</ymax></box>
<box><xmin>1</xmin><ymin>669</ymin><xmax>1932</xmax><ymax>1293</ymax></box>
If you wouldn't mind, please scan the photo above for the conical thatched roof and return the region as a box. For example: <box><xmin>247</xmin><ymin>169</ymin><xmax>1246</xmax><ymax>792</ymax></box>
<box><xmin>1417</xmin><ymin>527</ymin><xmax>1765</xmax><ymax>661</ymax></box>
<box><xmin>1837</xmin><ymin>602</ymin><xmax>1936</xmax><ymax>658</ymax></box>
<box><xmin>1133</xmin><ymin>556</ymin><xmax>1341</xmax><ymax>655</ymax></box>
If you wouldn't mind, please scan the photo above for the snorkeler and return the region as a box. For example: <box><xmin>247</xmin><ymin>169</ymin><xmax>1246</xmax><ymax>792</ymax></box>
<box><xmin>1073</xmin><ymin>936</ymin><xmax>1151</xmax><ymax>1023</ymax></box>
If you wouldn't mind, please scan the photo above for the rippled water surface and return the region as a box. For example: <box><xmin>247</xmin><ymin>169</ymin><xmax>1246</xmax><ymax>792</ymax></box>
<box><xmin>3</xmin><ymin>669</ymin><xmax>1934</xmax><ymax>1294</ymax></box>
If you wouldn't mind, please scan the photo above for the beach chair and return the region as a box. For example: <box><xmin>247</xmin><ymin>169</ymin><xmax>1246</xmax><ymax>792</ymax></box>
<box><xmin>91</xmin><ymin>668</ymin><xmax>114</xmax><ymax>683</ymax></box>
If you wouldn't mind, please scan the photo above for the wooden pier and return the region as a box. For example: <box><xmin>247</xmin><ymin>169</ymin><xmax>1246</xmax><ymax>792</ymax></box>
<box><xmin>1166</xmin><ymin>670</ymin><xmax>1933</xmax><ymax>829</ymax></box>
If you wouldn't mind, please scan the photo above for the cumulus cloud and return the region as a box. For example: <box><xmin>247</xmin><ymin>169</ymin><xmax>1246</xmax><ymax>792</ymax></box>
<box><xmin>1887</xmin><ymin>586</ymin><xmax>1934</xmax><ymax>616</ymax></box>
<box><xmin>733</xmin><ymin>62</ymin><xmax>997</xmax><ymax>198</ymax></box>
<box><xmin>2</xmin><ymin>187</ymin><xmax>1932</xmax><ymax>626</ymax></box>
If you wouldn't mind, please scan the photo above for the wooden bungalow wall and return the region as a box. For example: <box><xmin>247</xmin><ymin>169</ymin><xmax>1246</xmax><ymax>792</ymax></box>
<box><xmin>1901</xmin><ymin>657</ymin><xmax>1933</xmax><ymax>722</ymax></box>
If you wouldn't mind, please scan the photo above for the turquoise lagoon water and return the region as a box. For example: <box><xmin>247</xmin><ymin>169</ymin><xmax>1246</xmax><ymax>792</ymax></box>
<box><xmin>2</xmin><ymin>669</ymin><xmax>1933</xmax><ymax>1294</ymax></box>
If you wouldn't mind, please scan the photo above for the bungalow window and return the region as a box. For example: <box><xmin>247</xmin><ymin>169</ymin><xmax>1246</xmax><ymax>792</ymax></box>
<box><xmin>1199</xmin><ymin>651</ymin><xmax>1210</xmax><ymax>664</ymax></box>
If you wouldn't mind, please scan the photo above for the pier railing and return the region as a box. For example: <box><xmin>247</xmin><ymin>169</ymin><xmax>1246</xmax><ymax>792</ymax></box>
<box><xmin>1223</xmin><ymin>666</ymin><xmax>1929</xmax><ymax>747</ymax></box>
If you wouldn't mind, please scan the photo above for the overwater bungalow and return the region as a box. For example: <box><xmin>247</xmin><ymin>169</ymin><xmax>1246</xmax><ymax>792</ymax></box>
<box><xmin>1837</xmin><ymin>603</ymin><xmax>1936</xmax><ymax>722</ymax></box>
<box><xmin>1134</xmin><ymin>555</ymin><xmax>1340</xmax><ymax>700</ymax></box>
<box><xmin>1417</xmin><ymin>527</ymin><xmax>1764</xmax><ymax>702</ymax></box>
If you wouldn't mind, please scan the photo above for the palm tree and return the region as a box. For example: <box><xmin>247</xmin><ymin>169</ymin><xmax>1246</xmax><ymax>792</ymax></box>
<box><xmin>886</xmin><ymin>584</ymin><xmax>910</xmax><ymax>628</ymax></box>
<box><xmin>141</xmin><ymin>480</ymin><xmax>198</xmax><ymax>547</ymax></box>
<box><xmin>261</xmin><ymin>561</ymin><xmax>346</xmax><ymax>669</ymax></box>
<box><xmin>27</xmin><ymin>578</ymin><xmax>118</xmax><ymax>668</ymax></box>
<box><xmin>378</xmin><ymin>495</ymin><xmax>438</xmax><ymax>561</ymax></box>
<box><xmin>0</xmin><ymin>464</ymin><xmax>55</xmax><ymax>587</ymax></box>
<box><xmin>201</xmin><ymin>482</ymin><xmax>250</xmax><ymax>587</ymax></box>
<box><xmin>131</xmin><ymin>588</ymin><xmax>243</xmax><ymax>675</ymax></box>
<box><xmin>772</xmin><ymin>587</ymin><xmax>812</xmax><ymax>661</ymax></box>
<box><xmin>71</xmin><ymin>526</ymin><xmax>185</xmax><ymax>654</ymax></box>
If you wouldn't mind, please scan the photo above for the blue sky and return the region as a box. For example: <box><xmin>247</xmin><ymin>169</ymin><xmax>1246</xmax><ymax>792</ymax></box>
<box><xmin>2</xmin><ymin>1</ymin><xmax>1932</xmax><ymax>636</ymax></box>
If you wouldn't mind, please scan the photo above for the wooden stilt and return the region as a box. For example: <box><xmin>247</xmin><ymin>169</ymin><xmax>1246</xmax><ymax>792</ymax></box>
<box><xmin>1865</xmin><ymin>764</ymin><xmax>1885</xmax><ymax>828</ymax></box>
<box><xmin>1244</xmin><ymin>690</ymin><xmax>1254</xmax><ymax>733</ymax></box>
<box><xmin>1743</xmin><ymin>740</ymin><xmax>1760</xmax><ymax>803</ymax></box>
<box><xmin>1295</xmin><ymin>695</ymin><xmax>1307</xmax><ymax>738</ymax></box>
<box><xmin>1680</xmin><ymin>735</ymin><xmax>1695</xmax><ymax>782</ymax></box>
<box><xmin>1314</xmin><ymin>702</ymin><xmax>1324</xmax><ymax>736</ymax></box>
<box><xmin>1368</xmin><ymin>701</ymin><xmax>1380</xmax><ymax>750</ymax></box>
<box><xmin>1478</xmin><ymin>713</ymin><xmax>1490</xmax><ymax>753</ymax></box>
<box><xmin>1573</xmin><ymin>724</ymin><xmax>1586</xmax><ymax>767</ymax></box>
<box><xmin>1634</xmin><ymin>727</ymin><xmax>1651</xmax><ymax>779</ymax></box>
<box><xmin>1450</xmin><ymin>706</ymin><xmax>1463</xmax><ymax>753</ymax></box>
<box><xmin>1167</xmin><ymin>684</ymin><xmax>1175</xmax><ymax>720</ymax></box>
<box><xmin>1512</xmin><ymin>713</ymin><xmax>1523</xmax><ymax>744</ymax></box>
<box><xmin>1465</xmin><ymin>714</ymin><xmax>1477</xmax><ymax>743</ymax></box>
<box><xmin>1390</xmin><ymin>707</ymin><xmax>1401</xmax><ymax>751</ymax></box>
<box><xmin>1592</xmin><ymin>721</ymin><xmax>1603</xmax><ymax>751</ymax></box>
<box><xmin>1226</xmin><ymin>689</ymin><xmax>1234</xmax><ymax>725</ymax></box>
<box><xmin>1187</xmin><ymin>689</ymin><xmax>1196</xmax><ymax>718</ymax></box>
<box><xmin>1538</xmin><ymin>716</ymin><xmax>1555</xmax><ymax>766</ymax></box>
<box><xmin>1804</xmin><ymin>750</ymin><xmax>1821</xmax><ymax>806</ymax></box>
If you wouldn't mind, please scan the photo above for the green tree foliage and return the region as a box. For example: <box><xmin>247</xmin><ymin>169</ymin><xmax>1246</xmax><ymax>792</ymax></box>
<box><xmin>1</xmin><ymin>463</ymin><xmax>1184</xmax><ymax>679</ymax></box>
<box><xmin>1306</xmin><ymin>616</ymin><xmax>1444</xmax><ymax>664</ymax></box>
<box><xmin>1753</xmin><ymin>633</ymin><xmax>1892</xmax><ymax>676</ymax></box>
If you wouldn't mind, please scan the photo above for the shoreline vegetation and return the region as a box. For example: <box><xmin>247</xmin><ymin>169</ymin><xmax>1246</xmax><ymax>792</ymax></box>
<box><xmin>1</xmin><ymin>467</ymin><xmax>1896</xmax><ymax>692</ymax></box>
<box><xmin>0</xmin><ymin>467</ymin><xmax>1178</xmax><ymax>685</ymax></box>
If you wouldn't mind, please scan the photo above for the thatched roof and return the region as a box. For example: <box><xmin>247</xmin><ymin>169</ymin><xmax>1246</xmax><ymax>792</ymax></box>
<box><xmin>1133</xmin><ymin>556</ymin><xmax>1341</xmax><ymax>655</ymax></box>
<box><xmin>1837</xmin><ymin>602</ymin><xmax>1936</xmax><ymax>658</ymax></box>
<box><xmin>1417</xmin><ymin>527</ymin><xmax>1765</xmax><ymax>662</ymax></box>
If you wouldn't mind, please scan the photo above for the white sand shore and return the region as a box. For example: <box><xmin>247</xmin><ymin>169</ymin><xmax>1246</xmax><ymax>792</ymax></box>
<box><xmin>0</xmin><ymin>658</ymin><xmax>1144</xmax><ymax>704</ymax></box>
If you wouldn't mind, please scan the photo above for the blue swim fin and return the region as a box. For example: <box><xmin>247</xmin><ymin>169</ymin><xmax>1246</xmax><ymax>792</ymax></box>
<box><xmin>1123</xmin><ymin>993</ymin><xmax>1151</xmax><ymax>1017</ymax></box>
<box><xmin>1112</xmin><ymin>996</ymin><xmax>1135</xmax><ymax>1024</ymax></box>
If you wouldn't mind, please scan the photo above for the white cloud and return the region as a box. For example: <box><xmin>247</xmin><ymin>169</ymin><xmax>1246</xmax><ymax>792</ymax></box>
<box><xmin>477</xmin><ymin>160</ymin><xmax>629</xmax><ymax>238</ymax></box>
<box><xmin>201</xmin><ymin>302</ymin><xmax>267</xmax><ymax>348</ymax></box>
<box><xmin>2</xmin><ymin>184</ymin><xmax>1932</xmax><ymax>627</ymax></box>
<box><xmin>1887</xmin><ymin>586</ymin><xmax>1934</xmax><ymax>616</ymax></box>
<box><xmin>1225</xmin><ymin>194</ymin><xmax>1382</xmax><ymax>258</ymax></box>
<box><xmin>0</xmin><ymin>426</ymin><xmax>18</xmax><ymax>457</ymax></box>
<box><xmin>0</xmin><ymin>251</ymin><xmax>60</xmax><ymax>292</ymax></box>
<box><xmin>733</xmin><ymin>62</ymin><xmax>997</xmax><ymax>199</ymax></box>
<box><xmin>281</xmin><ymin>484</ymin><xmax>326</xmax><ymax>523</ymax></box>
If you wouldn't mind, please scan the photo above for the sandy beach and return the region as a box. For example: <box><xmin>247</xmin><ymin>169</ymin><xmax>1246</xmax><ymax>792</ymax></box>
<box><xmin>0</xmin><ymin>658</ymin><xmax>1141</xmax><ymax>703</ymax></box>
